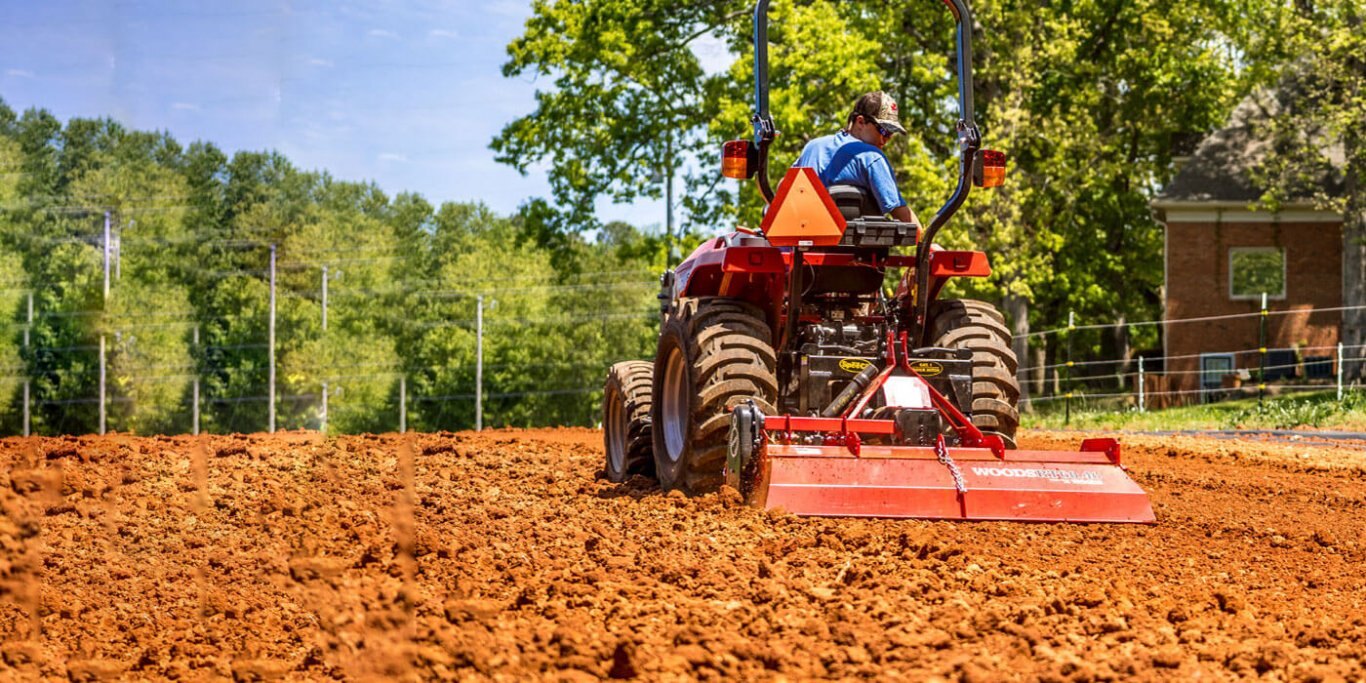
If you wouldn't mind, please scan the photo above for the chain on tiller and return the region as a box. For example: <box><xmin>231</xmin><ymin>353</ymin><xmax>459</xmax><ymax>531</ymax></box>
<box><xmin>935</xmin><ymin>435</ymin><xmax>967</xmax><ymax>495</ymax></box>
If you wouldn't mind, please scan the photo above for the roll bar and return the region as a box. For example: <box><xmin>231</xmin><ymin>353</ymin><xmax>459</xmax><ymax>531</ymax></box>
<box><xmin>749</xmin><ymin>0</ymin><xmax>983</xmax><ymax>344</ymax></box>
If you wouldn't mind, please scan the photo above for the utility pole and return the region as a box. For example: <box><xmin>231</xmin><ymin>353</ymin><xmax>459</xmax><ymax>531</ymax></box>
<box><xmin>22</xmin><ymin>290</ymin><xmax>31</xmax><ymax>434</ymax></box>
<box><xmin>321</xmin><ymin>265</ymin><xmax>329</xmax><ymax>434</ymax></box>
<box><xmin>399</xmin><ymin>375</ymin><xmax>407</xmax><ymax>434</ymax></box>
<box><xmin>101</xmin><ymin>214</ymin><xmax>110</xmax><ymax>435</ymax></box>
<box><xmin>476</xmin><ymin>294</ymin><xmax>483</xmax><ymax>432</ymax></box>
<box><xmin>192</xmin><ymin>325</ymin><xmax>200</xmax><ymax>435</ymax></box>
<box><xmin>269</xmin><ymin>244</ymin><xmax>277</xmax><ymax>433</ymax></box>
<box><xmin>321</xmin><ymin>265</ymin><xmax>328</xmax><ymax>332</ymax></box>
<box><xmin>103</xmin><ymin>211</ymin><xmax>111</xmax><ymax>301</ymax></box>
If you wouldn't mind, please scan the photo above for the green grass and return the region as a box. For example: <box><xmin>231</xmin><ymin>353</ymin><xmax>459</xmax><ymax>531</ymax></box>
<box><xmin>1026</xmin><ymin>388</ymin><xmax>1366</xmax><ymax>432</ymax></box>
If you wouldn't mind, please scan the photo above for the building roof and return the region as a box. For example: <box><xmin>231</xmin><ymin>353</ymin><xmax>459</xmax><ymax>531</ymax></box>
<box><xmin>1154</xmin><ymin>78</ymin><xmax>1345</xmax><ymax>208</ymax></box>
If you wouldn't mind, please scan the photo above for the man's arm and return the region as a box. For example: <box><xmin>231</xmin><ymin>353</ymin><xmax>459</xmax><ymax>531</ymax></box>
<box><xmin>865</xmin><ymin>155</ymin><xmax>918</xmax><ymax>224</ymax></box>
<box><xmin>889</xmin><ymin>205</ymin><xmax>920</xmax><ymax>225</ymax></box>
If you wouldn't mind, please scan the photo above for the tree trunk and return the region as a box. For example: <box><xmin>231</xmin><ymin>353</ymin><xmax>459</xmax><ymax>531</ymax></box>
<box><xmin>1340</xmin><ymin>30</ymin><xmax>1365</xmax><ymax>383</ymax></box>
<box><xmin>1343</xmin><ymin>160</ymin><xmax>1365</xmax><ymax>383</ymax></box>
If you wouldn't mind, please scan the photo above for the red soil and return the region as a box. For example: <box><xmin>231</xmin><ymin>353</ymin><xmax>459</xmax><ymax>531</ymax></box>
<box><xmin>2</xmin><ymin>428</ymin><xmax>1363</xmax><ymax>681</ymax></box>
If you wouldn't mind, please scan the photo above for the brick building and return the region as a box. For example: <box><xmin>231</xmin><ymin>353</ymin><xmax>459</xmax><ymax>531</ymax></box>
<box><xmin>1152</xmin><ymin>88</ymin><xmax>1346</xmax><ymax>397</ymax></box>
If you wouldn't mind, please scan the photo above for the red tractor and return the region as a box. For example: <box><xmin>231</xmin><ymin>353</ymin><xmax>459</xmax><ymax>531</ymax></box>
<box><xmin>603</xmin><ymin>0</ymin><xmax>1154</xmax><ymax>522</ymax></box>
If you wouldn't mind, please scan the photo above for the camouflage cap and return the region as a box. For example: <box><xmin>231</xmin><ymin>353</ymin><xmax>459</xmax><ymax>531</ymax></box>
<box><xmin>851</xmin><ymin>91</ymin><xmax>906</xmax><ymax>135</ymax></box>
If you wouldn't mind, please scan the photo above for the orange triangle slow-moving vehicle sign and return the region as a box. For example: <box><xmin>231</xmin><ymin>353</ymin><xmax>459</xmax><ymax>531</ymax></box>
<box><xmin>760</xmin><ymin>167</ymin><xmax>848</xmax><ymax>247</ymax></box>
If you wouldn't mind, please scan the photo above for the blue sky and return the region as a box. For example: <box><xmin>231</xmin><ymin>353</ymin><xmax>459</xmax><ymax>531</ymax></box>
<box><xmin>0</xmin><ymin>0</ymin><xmax>681</xmax><ymax>227</ymax></box>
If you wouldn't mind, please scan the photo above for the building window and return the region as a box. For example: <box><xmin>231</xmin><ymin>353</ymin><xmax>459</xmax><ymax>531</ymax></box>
<box><xmin>1229</xmin><ymin>247</ymin><xmax>1285</xmax><ymax>300</ymax></box>
<box><xmin>1199</xmin><ymin>353</ymin><xmax>1235</xmax><ymax>402</ymax></box>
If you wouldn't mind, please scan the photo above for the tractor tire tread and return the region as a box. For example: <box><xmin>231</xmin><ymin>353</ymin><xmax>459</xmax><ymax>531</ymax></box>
<box><xmin>603</xmin><ymin>360</ymin><xmax>656</xmax><ymax>481</ymax></box>
<box><xmin>927</xmin><ymin>299</ymin><xmax>1021</xmax><ymax>445</ymax></box>
<box><xmin>929</xmin><ymin>299</ymin><xmax>1010</xmax><ymax>340</ymax></box>
<box><xmin>971</xmin><ymin>397</ymin><xmax>1020</xmax><ymax>433</ymax></box>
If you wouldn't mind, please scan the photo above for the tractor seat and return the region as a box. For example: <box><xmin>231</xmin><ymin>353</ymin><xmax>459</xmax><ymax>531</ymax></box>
<box><xmin>825</xmin><ymin>184</ymin><xmax>919</xmax><ymax>248</ymax></box>
<box><xmin>827</xmin><ymin>184</ymin><xmax>882</xmax><ymax>220</ymax></box>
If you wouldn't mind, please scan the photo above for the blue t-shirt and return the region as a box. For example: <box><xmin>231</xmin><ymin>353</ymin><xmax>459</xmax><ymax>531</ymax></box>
<box><xmin>792</xmin><ymin>131</ymin><xmax>905</xmax><ymax>214</ymax></box>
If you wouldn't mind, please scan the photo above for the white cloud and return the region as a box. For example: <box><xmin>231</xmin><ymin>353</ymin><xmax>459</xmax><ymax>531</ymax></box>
<box><xmin>378</xmin><ymin>152</ymin><xmax>408</xmax><ymax>163</ymax></box>
<box><xmin>5</xmin><ymin>69</ymin><xmax>35</xmax><ymax>79</ymax></box>
<box><xmin>429</xmin><ymin>29</ymin><xmax>458</xmax><ymax>39</ymax></box>
<box><xmin>171</xmin><ymin>102</ymin><xmax>200</xmax><ymax>111</ymax></box>
<box><xmin>308</xmin><ymin>58</ymin><xmax>335</xmax><ymax>67</ymax></box>
<box><xmin>368</xmin><ymin>28</ymin><xmax>398</xmax><ymax>39</ymax></box>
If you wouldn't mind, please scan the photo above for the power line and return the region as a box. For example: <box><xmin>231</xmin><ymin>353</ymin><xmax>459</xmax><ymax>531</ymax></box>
<box><xmin>1021</xmin><ymin>304</ymin><xmax>1366</xmax><ymax>340</ymax></box>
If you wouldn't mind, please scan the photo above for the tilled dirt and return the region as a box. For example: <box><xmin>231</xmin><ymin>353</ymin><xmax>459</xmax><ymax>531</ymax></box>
<box><xmin>1</xmin><ymin>428</ymin><xmax>1364</xmax><ymax>681</ymax></box>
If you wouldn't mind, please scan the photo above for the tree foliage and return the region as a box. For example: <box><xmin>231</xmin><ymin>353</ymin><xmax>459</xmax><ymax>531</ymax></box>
<box><xmin>1241</xmin><ymin>0</ymin><xmax>1366</xmax><ymax>379</ymax></box>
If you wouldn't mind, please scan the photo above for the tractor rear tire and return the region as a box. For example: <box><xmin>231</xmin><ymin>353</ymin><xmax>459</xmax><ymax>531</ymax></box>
<box><xmin>652</xmin><ymin>299</ymin><xmax>777</xmax><ymax>494</ymax></box>
<box><xmin>603</xmin><ymin>360</ymin><xmax>655</xmax><ymax>482</ymax></box>
<box><xmin>928</xmin><ymin>299</ymin><xmax>1021</xmax><ymax>446</ymax></box>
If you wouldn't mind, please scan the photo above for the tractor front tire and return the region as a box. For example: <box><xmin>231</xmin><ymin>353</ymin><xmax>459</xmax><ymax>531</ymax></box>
<box><xmin>652</xmin><ymin>299</ymin><xmax>777</xmax><ymax>494</ymax></box>
<box><xmin>928</xmin><ymin>299</ymin><xmax>1021</xmax><ymax>446</ymax></box>
<box><xmin>603</xmin><ymin>360</ymin><xmax>655</xmax><ymax>482</ymax></box>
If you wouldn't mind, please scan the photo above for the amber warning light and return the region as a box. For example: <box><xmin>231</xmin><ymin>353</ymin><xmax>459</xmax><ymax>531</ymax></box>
<box><xmin>722</xmin><ymin>140</ymin><xmax>755</xmax><ymax>179</ymax></box>
<box><xmin>974</xmin><ymin>149</ymin><xmax>1007</xmax><ymax>188</ymax></box>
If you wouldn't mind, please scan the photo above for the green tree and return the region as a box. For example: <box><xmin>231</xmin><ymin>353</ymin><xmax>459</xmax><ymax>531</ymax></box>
<box><xmin>1242</xmin><ymin>1</ymin><xmax>1365</xmax><ymax>380</ymax></box>
<box><xmin>277</xmin><ymin>181</ymin><xmax>403</xmax><ymax>434</ymax></box>
<box><xmin>493</xmin><ymin>0</ymin><xmax>750</xmax><ymax>235</ymax></box>
<box><xmin>65</xmin><ymin>125</ymin><xmax>196</xmax><ymax>433</ymax></box>
<box><xmin>497</xmin><ymin>0</ymin><xmax>1256</xmax><ymax>396</ymax></box>
<box><xmin>0</xmin><ymin>132</ymin><xmax>25</xmax><ymax>425</ymax></box>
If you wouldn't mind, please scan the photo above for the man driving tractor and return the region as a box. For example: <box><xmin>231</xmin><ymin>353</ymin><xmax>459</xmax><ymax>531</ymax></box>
<box><xmin>793</xmin><ymin>90</ymin><xmax>921</xmax><ymax>225</ymax></box>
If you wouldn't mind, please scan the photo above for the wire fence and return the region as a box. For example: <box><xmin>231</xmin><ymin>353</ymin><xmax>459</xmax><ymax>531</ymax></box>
<box><xmin>1014</xmin><ymin>298</ymin><xmax>1366</xmax><ymax>420</ymax></box>
<box><xmin>4</xmin><ymin>215</ymin><xmax>1364</xmax><ymax>435</ymax></box>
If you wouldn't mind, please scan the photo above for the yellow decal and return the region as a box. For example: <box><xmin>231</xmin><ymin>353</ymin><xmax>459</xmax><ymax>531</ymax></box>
<box><xmin>909</xmin><ymin>360</ymin><xmax>944</xmax><ymax>377</ymax></box>
<box><xmin>838</xmin><ymin>358</ymin><xmax>872</xmax><ymax>374</ymax></box>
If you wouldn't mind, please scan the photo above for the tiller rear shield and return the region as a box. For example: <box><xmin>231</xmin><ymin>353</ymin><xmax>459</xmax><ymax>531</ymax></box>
<box><xmin>752</xmin><ymin>427</ymin><xmax>1154</xmax><ymax>523</ymax></box>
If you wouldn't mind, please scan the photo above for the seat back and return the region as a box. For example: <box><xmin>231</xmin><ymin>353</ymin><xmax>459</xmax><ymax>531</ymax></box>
<box><xmin>827</xmin><ymin>184</ymin><xmax>882</xmax><ymax>220</ymax></box>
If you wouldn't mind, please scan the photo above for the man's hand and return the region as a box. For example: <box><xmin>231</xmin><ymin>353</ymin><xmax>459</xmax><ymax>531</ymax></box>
<box><xmin>889</xmin><ymin>205</ymin><xmax>920</xmax><ymax>225</ymax></box>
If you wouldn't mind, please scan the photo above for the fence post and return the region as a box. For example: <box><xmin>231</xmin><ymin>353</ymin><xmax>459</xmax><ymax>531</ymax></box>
<box><xmin>1258</xmin><ymin>292</ymin><xmax>1267</xmax><ymax>407</ymax></box>
<box><xmin>320</xmin><ymin>381</ymin><xmax>328</xmax><ymax>434</ymax></box>
<box><xmin>399</xmin><ymin>375</ymin><xmax>407</xmax><ymax>434</ymax></box>
<box><xmin>1338</xmin><ymin>342</ymin><xmax>1345</xmax><ymax>402</ymax></box>
<box><xmin>1065</xmin><ymin>311</ymin><xmax>1074</xmax><ymax>426</ymax></box>
<box><xmin>1138</xmin><ymin>356</ymin><xmax>1146</xmax><ymax>413</ymax></box>
<box><xmin>476</xmin><ymin>295</ymin><xmax>484</xmax><ymax>432</ymax></box>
